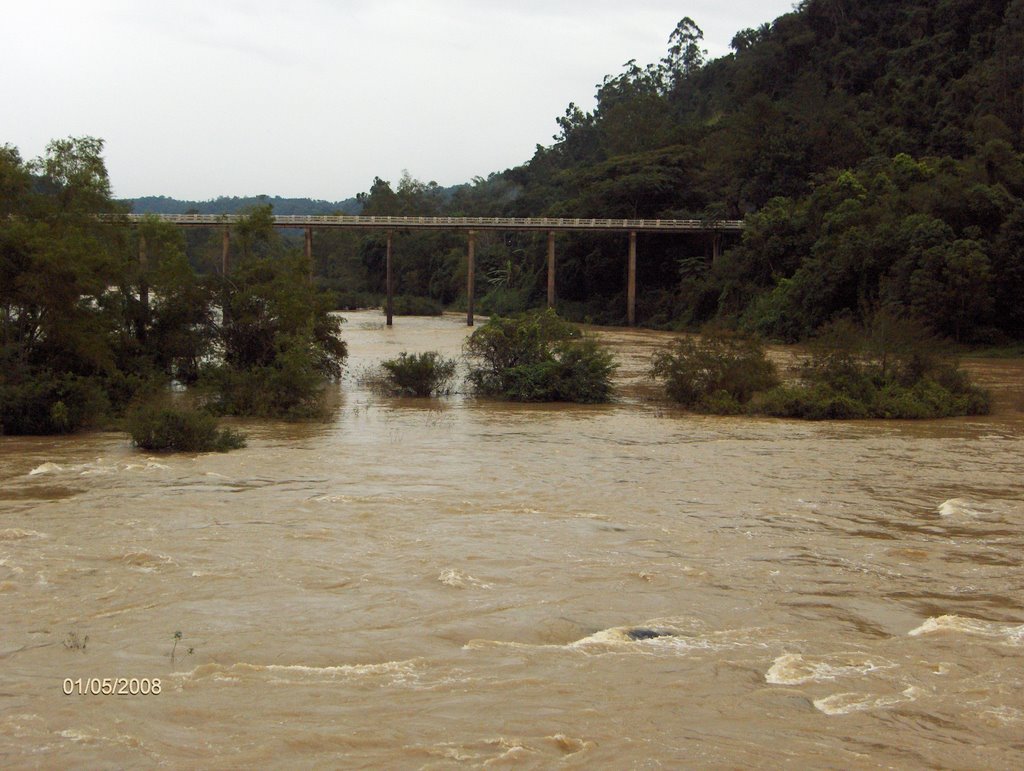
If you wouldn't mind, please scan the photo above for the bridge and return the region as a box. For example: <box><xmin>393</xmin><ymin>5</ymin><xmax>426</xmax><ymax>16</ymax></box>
<box><xmin>102</xmin><ymin>213</ymin><xmax>744</xmax><ymax>326</ymax></box>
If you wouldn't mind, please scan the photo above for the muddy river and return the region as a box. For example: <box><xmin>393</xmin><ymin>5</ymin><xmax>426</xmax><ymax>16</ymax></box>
<box><xmin>1</xmin><ymin>311</ymin><xmax>1022</xmax><ymax>768</ymax></box>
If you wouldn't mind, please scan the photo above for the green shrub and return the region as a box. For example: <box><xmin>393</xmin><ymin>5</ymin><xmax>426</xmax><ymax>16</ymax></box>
<box><xmin>388</xmin><ymin>295</ymin><xmax>444</xmax><ymax>316</ymax></box>
<box><xmin>757</xmin><ymin>384</ymin><xmax>871</xmax><ymax>420</ymax></box>
<box><xmin>546</xmin><ymin>339</ymin><xmax>616</xmax><ymax>403</ymax></box>
<box><xmin>699</xmin><ymin>389</ymin><xmax>745</xmax><ymax>415</ymax></box>
<box><xmin>751</xmin><ymin>313</ymin><xmax>993</xmax><ymax>420</ymax></box>
<box><xmin>464</xmin><ymin>310</ymin><xmax>615</xmax><ymax>402</ymax></box>
<box><xmin>0</xmin><ymin>373</ymin><xmax>108</xmax><ymax>435</ymax></box>
<box><xmin>499</xmin><ymin>360</ymin><xmax>562</xmax><ymax>401</ymax></box>
<box><xmin>759</xmin><ymin>377</ymin><xmax>990</xmax><ymax>421</ymax></box>
<box><xmin>379</xmin><ymin>351</ymin><xmax>457</xmax><ymax>396</ymax></box>
<box><xmin>127</xmin><ymin>403</ymin><xmax>246</xmax><ymax>452</ymax></box>
<box><xmin>478</xmin><ymin>286</ymin><xmax>533</xmax><ymax>317</ymax></box>
<box><xmin>204</xmin><ymin>357</ymin><xmax>326</xmax><ymax>419</ymax></box>
<box><xmin>650</xmin><ymin>329</ymin><xmax>779</xmax><ymax>407</ymax></box>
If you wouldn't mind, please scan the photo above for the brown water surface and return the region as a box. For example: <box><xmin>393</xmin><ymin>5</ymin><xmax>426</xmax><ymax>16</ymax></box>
<box><xmin>1</xmin><ymin>311</ymin><xmax>1022</xmax><ymax>768</ymax></box>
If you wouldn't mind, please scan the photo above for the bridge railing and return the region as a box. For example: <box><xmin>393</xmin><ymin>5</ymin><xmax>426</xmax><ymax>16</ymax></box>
<box><xmin>99</xmin><ymin>213</ymin><xmax>744</xmax><ymax>232</ymax></box>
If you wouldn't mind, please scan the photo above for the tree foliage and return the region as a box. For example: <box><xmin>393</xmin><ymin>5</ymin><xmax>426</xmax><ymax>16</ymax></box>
<box><xmin>464</xmin><ymin>310</ymin><xmax>616</xmax><ymax>402</ymax></box>
<box><xmin>0</xmin><ymin>142</ymin><xmax>346</xmax><ymax>434</ymax></box>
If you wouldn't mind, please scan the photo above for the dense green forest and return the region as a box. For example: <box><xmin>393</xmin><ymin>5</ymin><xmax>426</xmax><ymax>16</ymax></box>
<box><xmin>1</xmin><ymin>139</ymin><xmax>346</xmax><ymax>435</ymax></box>
<box><xmin>131</xmin><ymin>0</ymin><xmax>1023</xmax><ymax>342</ymax></box>
<box><xmin>501</xmin><ymin>0</ymin><xmax>1024</xmax><ymax>341</ymax></box>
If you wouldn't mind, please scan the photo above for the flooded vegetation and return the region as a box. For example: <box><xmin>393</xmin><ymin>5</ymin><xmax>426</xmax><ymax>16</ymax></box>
<box><xmin>2</xmin><ymin>312</ymin><xmax>1022</xmax><ymax>767</ymax></box>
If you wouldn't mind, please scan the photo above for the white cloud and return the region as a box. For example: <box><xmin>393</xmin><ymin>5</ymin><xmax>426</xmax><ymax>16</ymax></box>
<box><xmin>0</xmin><ymin>0</ymin><xmax>797</xmax><ymax>200</ymax></box>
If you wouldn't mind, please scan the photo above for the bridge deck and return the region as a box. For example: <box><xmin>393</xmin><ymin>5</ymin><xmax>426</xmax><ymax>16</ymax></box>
<box><xmin>103</xmin><ymin>213</ymin><xmax>744</xmax><ymax>233</ymax></box>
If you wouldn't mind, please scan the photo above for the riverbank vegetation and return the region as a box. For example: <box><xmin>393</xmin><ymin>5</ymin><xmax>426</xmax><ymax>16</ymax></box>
<box><xmin>464</xmin><ymin>310</ymin><xmax>616</xmax><ymax>402</ymax></box>
<box><xmin>652</xmin><ymin>313</ymin><xmax>991</xmax><ymax>419</ymax></box>
<box><xmin>0</xmin><ymin>138</ymin><xmax>346</xmax><ymax>436</ymax></box>
<box><xmin>127</xmin><ymin>403</ymin><xmax>246</xmax><ymax>452</ymax></box>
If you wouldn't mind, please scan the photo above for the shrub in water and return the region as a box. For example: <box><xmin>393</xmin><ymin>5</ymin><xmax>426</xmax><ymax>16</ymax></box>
<box><xmin>756</xmin><ymin>383</ymin><xmax>871</xmax><ymax>420</ymax></box>
<box><xmin>756</xmin><ymin>313</ymin><xmax>991</xmax><ymax>420</ymax></box>
<box><xmin>546</xmin><ymin>338</ymin><xmax>616</xmax><ymax>403</ymax></box>
<box><xmin>127</xmin><ymin>403</ymin><xmax>246</xmax><ymax>452</ymax></box>
<box><xmin>464</xmin><ymin>310</ymin><xmax>615</xmax><ymax>403</ymax></box>
<box><xmin>650</xmin><ymin>329</ymin><xmax>779</xmax><ymax>409</ymax></box>
<box><xmin>379</xmin><ymin>351</ymin><xmax>458</xmax><ymax>396</ymax></box>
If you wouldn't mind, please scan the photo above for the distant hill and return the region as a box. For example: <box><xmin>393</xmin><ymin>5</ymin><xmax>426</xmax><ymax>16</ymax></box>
<box><xmin>124</xmin><ymin>194</ymin><xmax>362</xmax><ymax>216</ymax></box>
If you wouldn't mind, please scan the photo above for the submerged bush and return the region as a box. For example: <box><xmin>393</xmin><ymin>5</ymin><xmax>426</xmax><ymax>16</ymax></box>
<box><xmin>756</xmin><ymin>314</ymin><xmax>991</xmax><ymax>420</ymax></box>
<box><xmin>127</xmin><ymin>403</ymin><xmax>246</xmax><ymax>452</ymax></box>
<box><xmin>652</xmin><ymin>313</ymin><xmax>991</xmax><ymax>420</ymax></box>
<box><xmin>650</xmin><ymin>329</ymin><xmax>779</xmax><ymax>410</ymax></box>
<box><xmin>378</xmin><ymin>351</ymin><xmax>457</xmax><ymax>396</ymax></box>
<box><xmin>204</xmin><ymin>344</ymin><xmax>331</xmax><ymax>419</ymax></box>
<box><xmin>755</xmin><ymin>383</ymin><xmax>872</xmax><ymax>420</ymax></box>
<box><xmin>464</xmin><ymin>309</ymin><xmax>616</xmax><ymax>402</ymax></box>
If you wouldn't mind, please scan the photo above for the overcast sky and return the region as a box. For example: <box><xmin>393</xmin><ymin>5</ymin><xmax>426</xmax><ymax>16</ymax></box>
<box><xmin>2</xmin><ymin>1</ymin><xmax>797</xmax><ymax>201</ymax></box>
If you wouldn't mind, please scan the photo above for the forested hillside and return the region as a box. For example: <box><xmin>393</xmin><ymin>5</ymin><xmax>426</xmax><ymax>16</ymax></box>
<box><xmin>129</xmin><ymin>194</ymin><xmax>361</xmax><ymax>216</ymax></box>
<box><xmin>114</xmin><ymin>0</ymin><xmax>1024</xmax><ymax>342</ymax></box>
<box><xmin>505</xmin><ymin>0</ymin><xmax>1024</xmax><ymax>341</ymax></box>
<box><xmin>299</xmin><ymin>0</ymin><xmax>1024</xmax><ymax>341</ymax></box>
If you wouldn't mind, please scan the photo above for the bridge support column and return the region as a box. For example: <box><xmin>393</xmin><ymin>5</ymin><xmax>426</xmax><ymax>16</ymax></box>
<box><xmin>627</xmin><ymin>231</ymin><xmax>637</xmax><ymax>326</ymax></box>
<box><xmin>467</xmin><ymin>230</ymin><xmax>476</xmax><ymax>326</ymax></box>
<box><xmin>221</xmin><ymin>227</ymin><xmax>230</xmax><ymax>276</ymax></box>
<box><xmin>712</xmin><ymin>232</ymin><xmax>722</xmax><ymax>266</ymax></box>
<box><xmin>547</xmin><ymin>231</ymin><xmax>556</xmax><ymax>309</ymax></box>
<box><xmin>386</xmin><ymin>230</ymin><xmax>394</xmax><ymax>327</ymax></box>
<box><xmin>305</xmin><ymin>227</ymin><xmax>313</xmax><ymax>283</ymax></box>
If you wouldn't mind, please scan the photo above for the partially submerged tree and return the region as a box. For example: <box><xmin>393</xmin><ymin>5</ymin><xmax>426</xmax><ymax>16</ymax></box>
<box><xmin>0</xmin><ymin>143</ymin><xmax>347</xmax><ymax>434</ymax></box>
<box><xmin>465</xmin><ymin>309</ymin><xmax>616</xmax><ymax>403</ymax></box>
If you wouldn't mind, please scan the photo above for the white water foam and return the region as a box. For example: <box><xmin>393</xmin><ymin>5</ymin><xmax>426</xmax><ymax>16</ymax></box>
<box><xmin>814</xmin><ymin>686</ymin><xmax>922</xmax><ymax>715</ymax></box>
<box><xmin>28</xmin><ymin>459</ymin><xmax>168</xmax><ymax>477</ymax></box>
<box><xmin>117</xmin><ymin>550</ymin><xmax>177</xmax><ymax>571</ymax></box>
<box><xmin>937</xmin><ymin>498</ymin><xmax>1015</xmax><ymax>522</ymax></box>
<box><xmin>908</xmin><ymin>615</ymin><xmax>1024</xmax><ymax>646</ymax></box>
<box><xmin>766</xmin><ymin>653</ymin><xmax>896</xmax><ymax>685</ymax></box>
<box><xmin>28</xmin><ymin>462</ymin><xmax>63</xmax><ymax>476</ymax></box>
<box><xmin>173</xmin><ymin>659</ymin><xmax>423</xmax><ymax>687</ymax></box>
<box><xmin>465</xmin><ymin>619</ymin><xmax>761</xmax><ymax>656</ymax></box>
<box><xmin>438</xmin><ymin>568</ymin><xmax>492</xmax><ymax>589</ymax></box>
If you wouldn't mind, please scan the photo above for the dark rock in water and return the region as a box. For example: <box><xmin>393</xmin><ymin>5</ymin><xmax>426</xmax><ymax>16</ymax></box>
<box><xmin>626</xmin><ymin>628</ymin><xmax>672</xmax><ymax>641</ymax></box>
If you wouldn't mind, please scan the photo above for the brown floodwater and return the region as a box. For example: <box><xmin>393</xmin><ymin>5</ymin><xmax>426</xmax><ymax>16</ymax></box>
<box><xmin>1</xmin><ymin>311</ymin><xmax>1022</xmax><ymax>769</ymax></box>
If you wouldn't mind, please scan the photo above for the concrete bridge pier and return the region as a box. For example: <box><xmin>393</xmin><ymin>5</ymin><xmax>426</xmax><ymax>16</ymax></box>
<box><xmin>386</xmin><ymin>231</ymin><xmax>394</xmax><ymax>326</ymax></box>
<box><xmin>547</xmin><ymin>231</ymin><xmax>556</xmax><ymax>309</ymax></box>
<box><xmin>467</xmin><ymin>230</ymin><xmax>476</xmax><ymax>326</ymax></box>
<box><xmin>627</xmin><ymin>231</ymin><xmax>637</xmax><ymax>326</ymax></box>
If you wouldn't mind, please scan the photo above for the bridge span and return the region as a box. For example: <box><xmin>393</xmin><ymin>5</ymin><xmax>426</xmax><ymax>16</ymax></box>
<box><xmin>104</xmin><ymin>213</ymin><xmax>744</xmax><ymax>326</ymax></box>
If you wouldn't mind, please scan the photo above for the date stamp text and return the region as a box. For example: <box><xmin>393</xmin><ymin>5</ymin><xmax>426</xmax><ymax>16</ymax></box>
<box><xmin>62</xmin><ymin>677</ymin><xmax>162</xmax><ymax>695</ymax></box>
